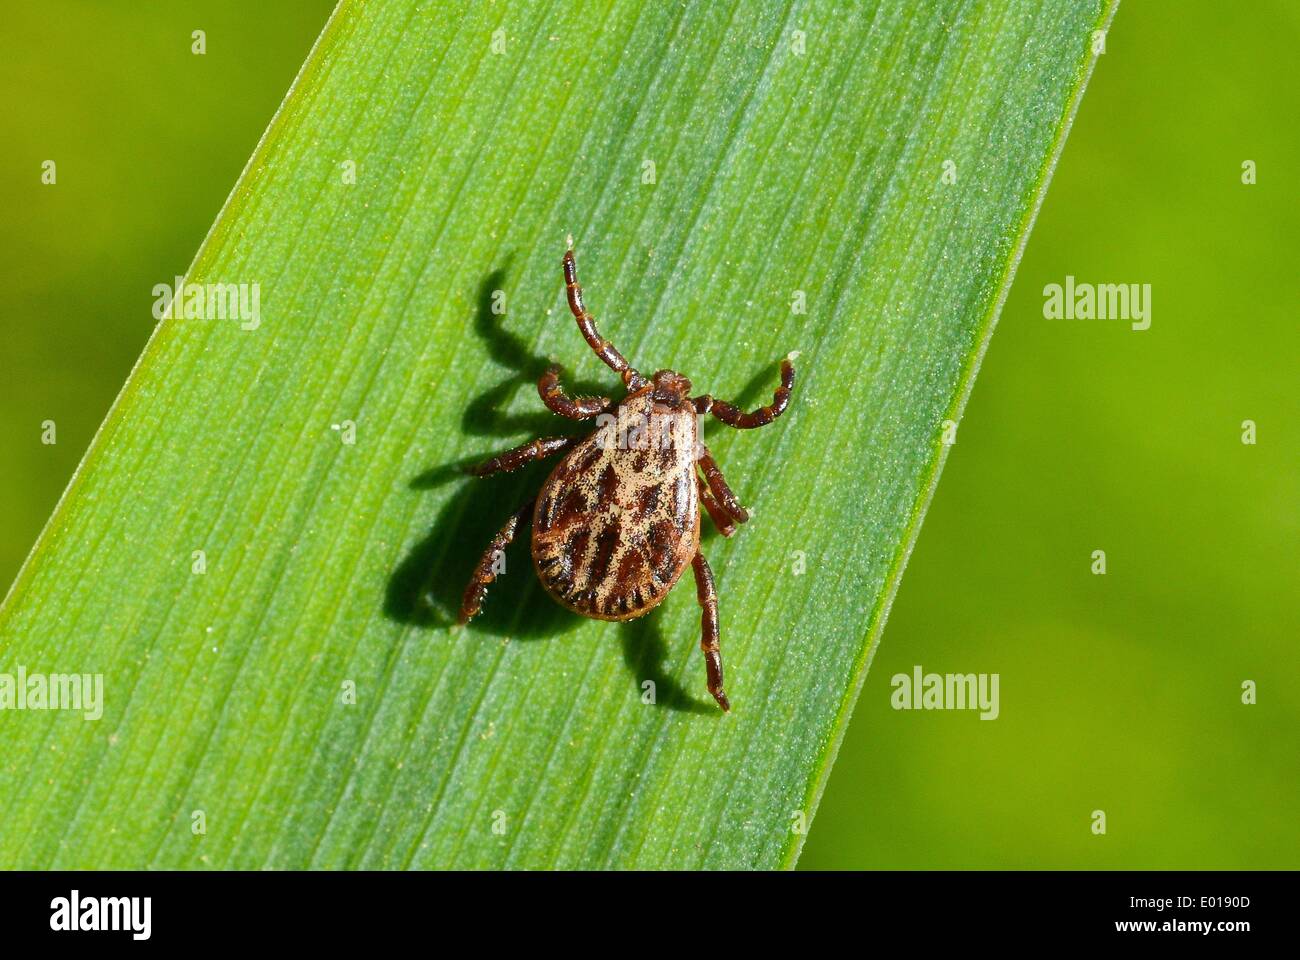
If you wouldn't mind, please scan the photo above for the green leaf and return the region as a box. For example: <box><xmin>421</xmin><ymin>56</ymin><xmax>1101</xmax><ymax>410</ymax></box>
<box><xmin>0</xmin><ymin>0</ymin><xmax>1115</xmax><ymax>868</ymax></box>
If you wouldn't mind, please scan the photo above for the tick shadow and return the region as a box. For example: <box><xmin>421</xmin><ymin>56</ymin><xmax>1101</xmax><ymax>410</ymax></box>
<box><xmin>386</xmin><ymin>264</ymin><xmax>582</xmax><ymax>636</ymax></box>
<box><xmin>385</xmin><ymin>460</ymin><xmax>577</xmax><ymax>637</ymax></box>
<box><xmin>621</xmin><ymin>616</ymin><xmax>716</xmax><ymax>714</ymax></box>
<box><xmin>385</xmin><ymin>264</ymin><xmax>713</xmax><ymax>711</ymax></box>
<box><xmin>459</xmin><ymin>262</ymin><xmax>609</xmax><ymax>441</ymax></box>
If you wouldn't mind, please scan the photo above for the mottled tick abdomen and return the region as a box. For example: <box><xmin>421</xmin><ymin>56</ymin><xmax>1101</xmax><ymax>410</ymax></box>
<box><xmin>532</xmin><ymin>390</ymin><xmax>700</xmax><ymax>621</ymax></box>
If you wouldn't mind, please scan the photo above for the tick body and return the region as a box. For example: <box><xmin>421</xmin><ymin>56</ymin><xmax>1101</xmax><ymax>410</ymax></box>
<box><xmin>533</xmin><ymin>387</ymin><xmax>700</xmax><ymax>621</ymax></box>
<box><xmin>458</xmin><ymin>245</ymin><xmax>797</xmax><ymax>711</ymax></box>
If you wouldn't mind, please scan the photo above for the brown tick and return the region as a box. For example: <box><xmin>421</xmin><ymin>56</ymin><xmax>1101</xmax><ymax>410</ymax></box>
<box><xmin>458</xmin><ymin>244</ymin><xmax>797</xmax><ymax>711</ymax></box>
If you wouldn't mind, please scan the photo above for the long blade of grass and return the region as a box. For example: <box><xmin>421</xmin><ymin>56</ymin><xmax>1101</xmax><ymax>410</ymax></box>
<box><xmin>0</xmin><ymin>0</ymin><xmax>1115</xmax><ymax>868</ymax></box>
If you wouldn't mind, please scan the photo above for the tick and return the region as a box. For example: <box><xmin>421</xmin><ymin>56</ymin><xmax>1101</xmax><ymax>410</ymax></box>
<box><xmin>458</xmin><ymin>244</ymin><xmax>797</xmax><ymax>711</ymax></box>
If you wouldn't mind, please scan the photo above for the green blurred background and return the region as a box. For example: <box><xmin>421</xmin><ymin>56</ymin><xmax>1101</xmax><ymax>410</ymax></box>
<box><xmin>2</xmin><ymin>2</ymin><xmax>1295</xmax><ymax>868</ymax></box>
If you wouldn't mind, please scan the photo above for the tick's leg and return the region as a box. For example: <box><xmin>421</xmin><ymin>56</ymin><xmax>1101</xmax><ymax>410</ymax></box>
<box><xmin>694</xmin><ymin>354</ymin><xmax>797</xmax><ymax>429</ymax></box>
<box><xmin>562</xmin><ymin>247</ymin><xmax>646</xmax><ymax>389</ymax></box>
<box><xmin>459</xmin><ymin>498</ymin><xmax>536</xmax><ymax>624</ymax></box>
<box><xmin>692</xmin><ymin>551</ymin><xmax>730</xmax><ymax>712</ymax></box>
<box><xmin>538</xmin><ymin>364</ymin><xmax>610</xmax><ymax>419</ymax></box>
<box><xmin>697</xmin><ymin>446</ymin><xmax>749</xmax><ymax>524</ymax></box>
<box><xmin>697</xmin><ymin>472</ymin><xmax>736</xmax><ymax>537</ymax></box>
<box><xmin>466</xmin><ymin>436</ymin><xmax>579</xmax><ymax>477</ymax></box>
